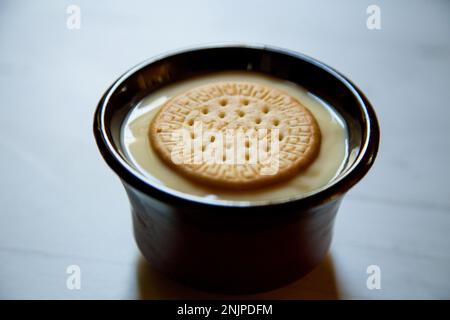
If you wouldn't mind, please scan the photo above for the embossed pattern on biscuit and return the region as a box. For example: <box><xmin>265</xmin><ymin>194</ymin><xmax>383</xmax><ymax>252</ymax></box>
<box><xmin>149</xmin><ymin>81</ymin><xmax>321</xmax><ymax>189</ymax></box>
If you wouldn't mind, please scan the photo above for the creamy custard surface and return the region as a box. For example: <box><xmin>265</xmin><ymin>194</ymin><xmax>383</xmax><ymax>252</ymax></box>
<box><xmin>121</xmin><ymin>71</ymin><xmax>348</xmax><ymax>202</ymax></box>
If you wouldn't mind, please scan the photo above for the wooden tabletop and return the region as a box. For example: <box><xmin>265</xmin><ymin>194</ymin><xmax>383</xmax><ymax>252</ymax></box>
<box><xmin>0</xmin><ymin>0</ymin><xmax>449</xmax><ymax>299</ymax></box>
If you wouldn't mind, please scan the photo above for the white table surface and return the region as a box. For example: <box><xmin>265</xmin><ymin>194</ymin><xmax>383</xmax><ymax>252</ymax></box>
<box><xmin>0</xmin><ymin>0</ymin><xmax>449</xmax><ymax>299</ymax></box>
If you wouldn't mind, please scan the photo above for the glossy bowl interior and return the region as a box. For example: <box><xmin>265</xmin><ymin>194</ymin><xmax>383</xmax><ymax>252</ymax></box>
<box><xmin>95</xmin><ymin>44</ymin><xmax>378</xmax><ymax>208</ymax></box>
<box><xmin>93</xmin><ymin>44</ymin><xmax>379</xmax><ymax>293</ymax></box>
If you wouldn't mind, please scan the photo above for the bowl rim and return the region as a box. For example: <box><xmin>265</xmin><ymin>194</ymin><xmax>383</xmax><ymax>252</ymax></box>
<box><xmin>93</xmin><ymin>43</ymin><xmax>380</xmax><ymax>209</ymax></box>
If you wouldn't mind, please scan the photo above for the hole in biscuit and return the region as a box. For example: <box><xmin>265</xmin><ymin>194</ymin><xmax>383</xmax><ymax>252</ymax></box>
<box><xmin>219</xmin><ymin>112</ymin><xmax>225</xmax><ymax>118</ymax></box>
<box><xmin>202</xmin><ymin>107</ymin><xmax>209</xmax><ymax>114</ymax></box>
<box><xmin>219</xmin><ymin>98</ymin><xmax>228</xmax><ymax>106</ymax></box>
<box><xmin>245</xmin><ymin>152</ymin><xmax>250</xmax><ymax>161</ymax></box>
<box><xmin>273</xmin><ymin>119</ymin><xmax>280</xmax><ymax>126</ymax></box>
<box><xmin>202</xmin><ymin>145</ymin><xmax>206</xmax><ymax>152</ymax></box>
<box><xmin>190</xmin><ymin>132</ymin><xmax>195</xmax><ymax>139</ymax></box>
<box><xmin>210</xmin><ymin>136</ymin><xmax>215</xmax><ymax>143</ymax></box>
<box><xmin>156</xmin><ymin>128</ymin><xmax>162</xmax><ymax>133</ymax></box>
<box><xmin>279</xmin><ymin>133</ymin><xmax>284</xmax><ymax>141</ymax></box>
<box><xmin>255</xmin><ymin>117</ymin><xmax>261</xmax><ymax>124</ymax></box>
<box><xmin>241</xmin><ymin>98</ymin><xmax>249</xmax><ymax>106</ymax></box>
<box><xmin>188</xmin><ymin>119</ymin><xmax>194</xmax><ymax>126</ymax></box>
<box><xmin>238</xmin><ymin>110</ymin><xmax>245</xmax><ymax>117</ymax></box>
<box><xmin>262</xmin><ymin>106</ymin><xmax>269</xmax><ymax>114</ymax></box>
<box><xmin>245</xmin><ymin>140</ymin><xmax>250</xmax><ymax>148</ymax></box>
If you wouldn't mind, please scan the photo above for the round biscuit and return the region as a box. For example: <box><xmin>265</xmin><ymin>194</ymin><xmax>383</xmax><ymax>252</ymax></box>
<box><xmin>149</xmin><ymin>81</ymin><xmax>321</xmax><ymax>189</ymax></box>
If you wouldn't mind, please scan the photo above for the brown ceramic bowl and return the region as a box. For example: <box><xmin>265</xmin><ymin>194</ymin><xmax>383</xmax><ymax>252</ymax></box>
<box><xmin>93</xmin><ymin>44</ymin><xmax>379</xmax><ymax>293</ymax></box>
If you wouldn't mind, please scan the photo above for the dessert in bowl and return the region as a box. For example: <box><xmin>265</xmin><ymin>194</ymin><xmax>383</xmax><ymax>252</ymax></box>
<box><xmin>94</xmin><ymin>44</ymin><xmax>379</xmax><ymax>293</ymax></box>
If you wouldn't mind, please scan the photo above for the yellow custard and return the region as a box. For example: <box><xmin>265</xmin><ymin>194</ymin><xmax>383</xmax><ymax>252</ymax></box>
<box><xmin>121</xmin><ymin>71</ymin><xmax>348</xmax><ymax>202</ymax></box>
